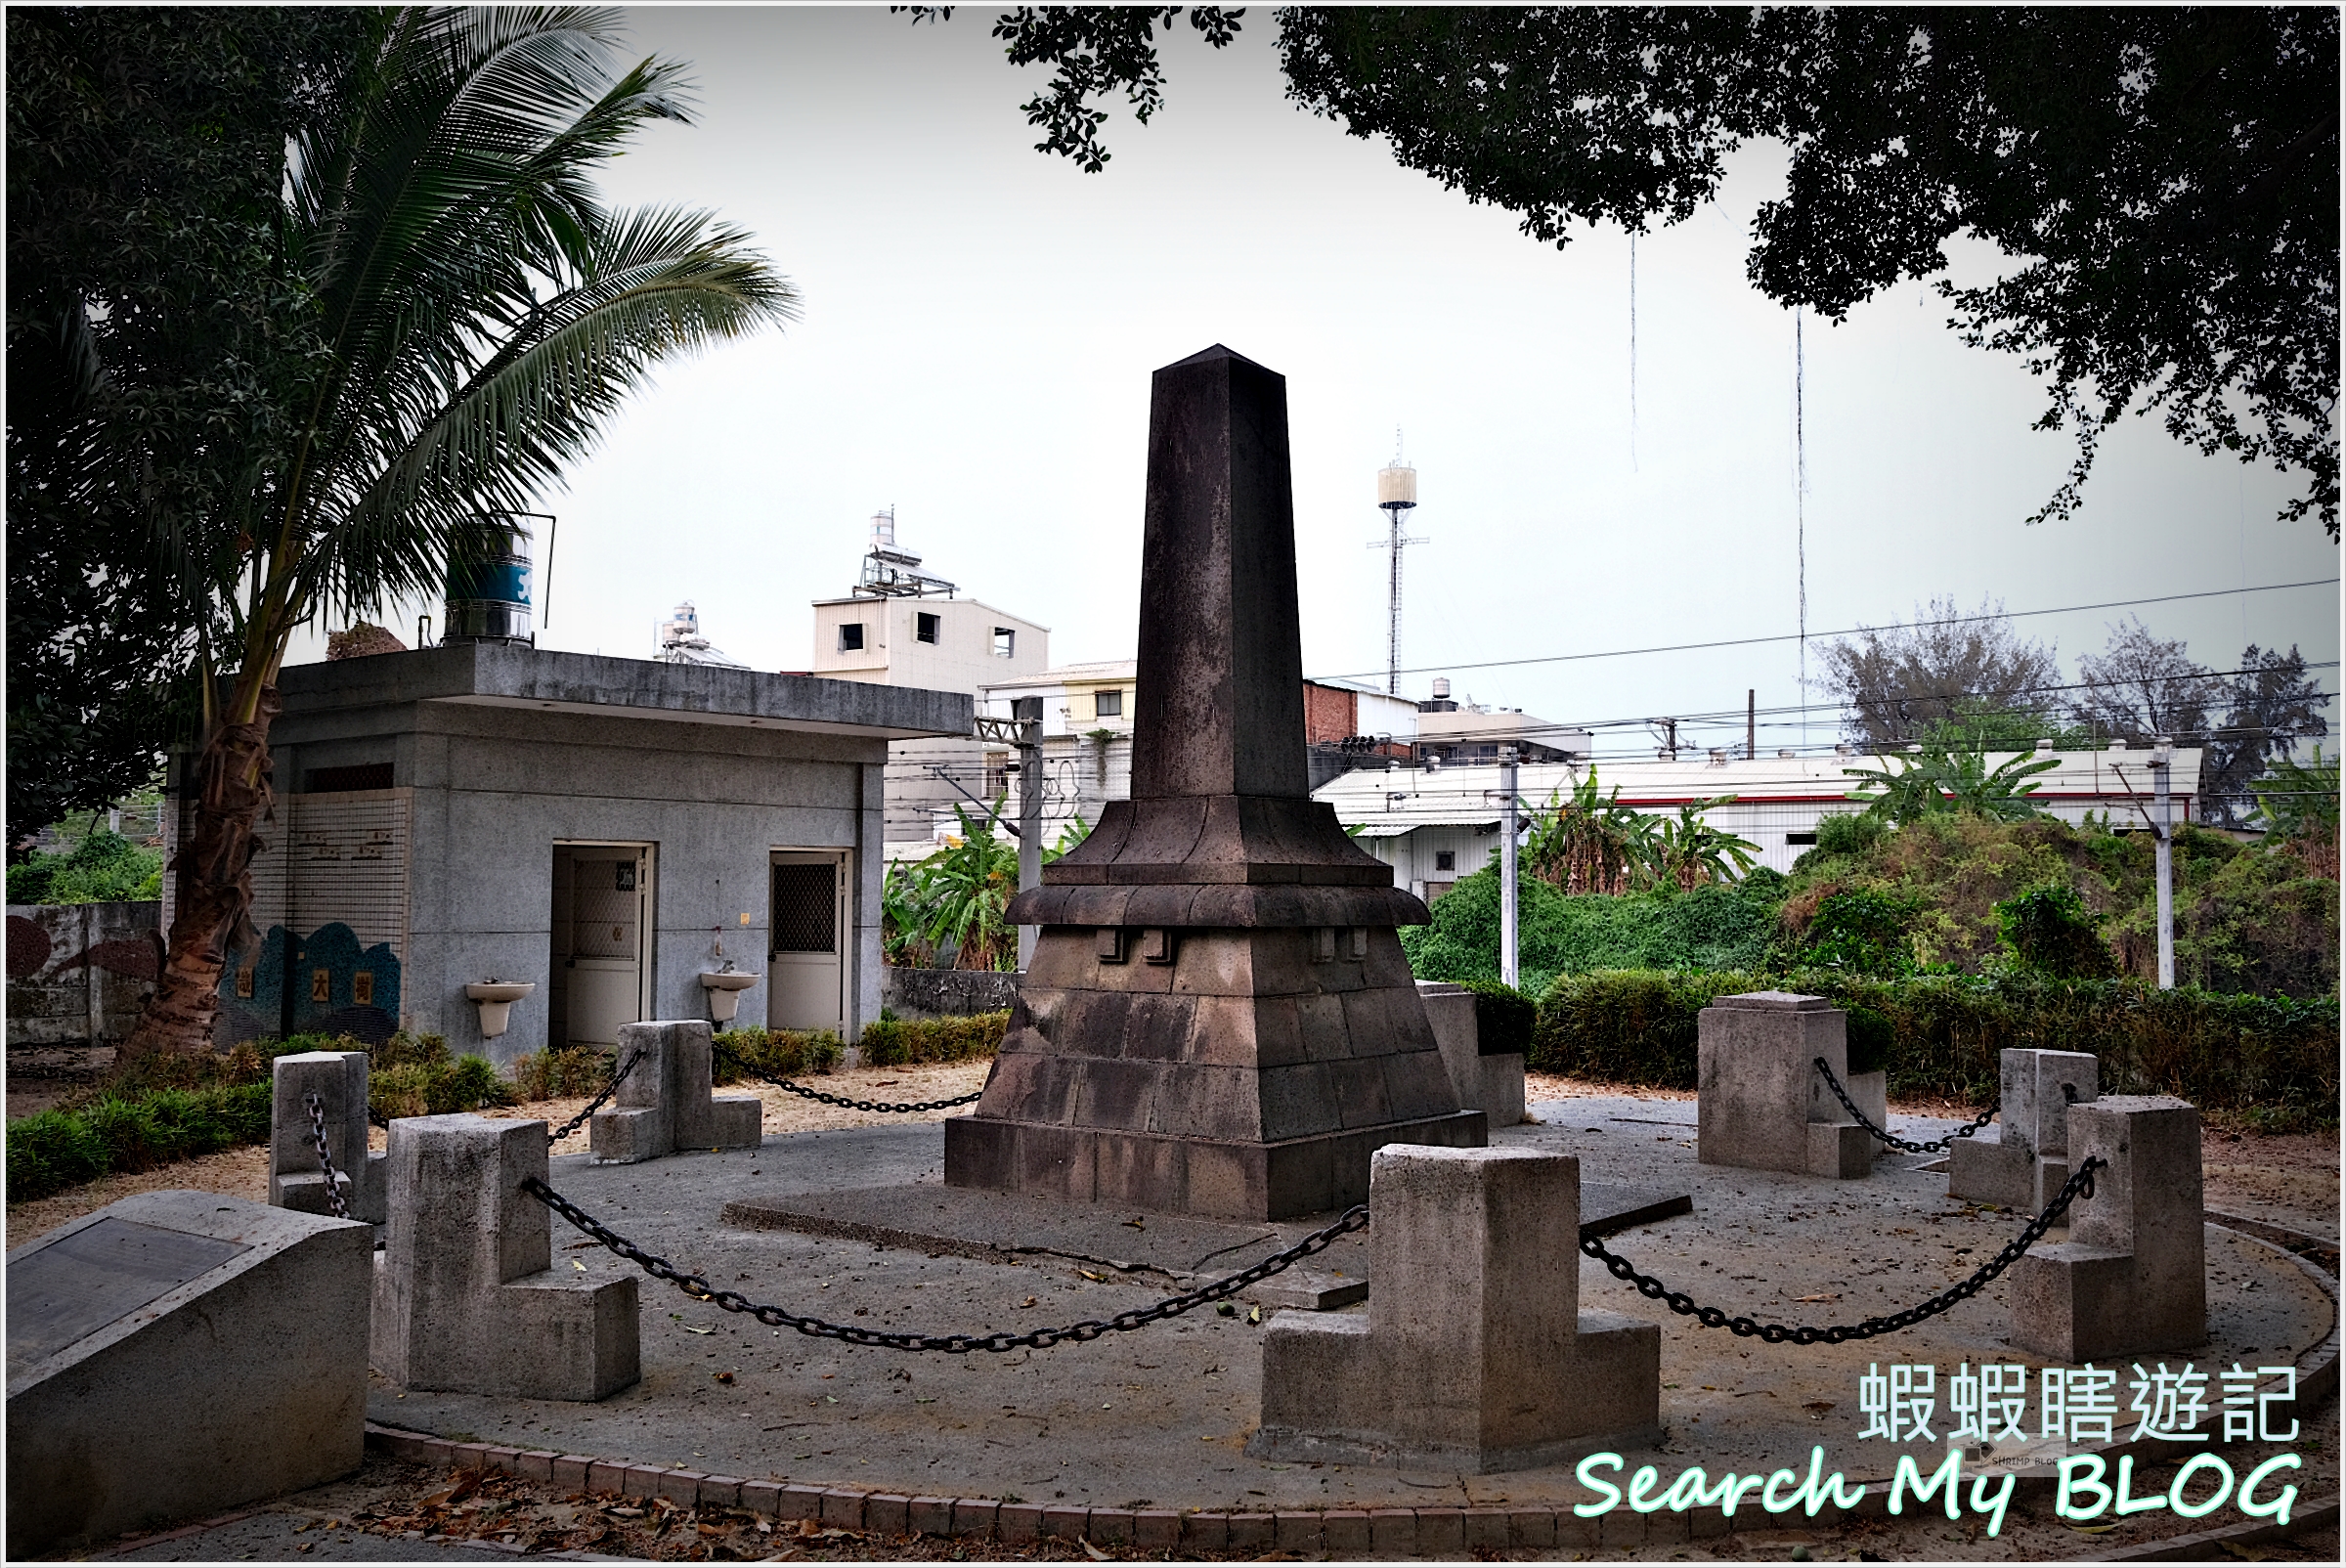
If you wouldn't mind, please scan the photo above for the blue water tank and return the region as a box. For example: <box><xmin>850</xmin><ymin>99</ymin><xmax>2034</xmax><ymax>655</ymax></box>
<box><xmin>444</xmin><ymin>514</ymin><xmax>534</xmax><ymax>644</ymax></box>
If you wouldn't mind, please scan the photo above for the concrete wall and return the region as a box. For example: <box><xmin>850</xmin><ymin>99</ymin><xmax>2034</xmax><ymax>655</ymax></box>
<box><xmin>4</xmin><ymin>902</ymin><xmax>159</xmax><ymax>1047</ymax></box>
<box><xmin>881</xmin><ymin>965</ymin><xmax>1021</xmax><ymax>1019</ymax></box>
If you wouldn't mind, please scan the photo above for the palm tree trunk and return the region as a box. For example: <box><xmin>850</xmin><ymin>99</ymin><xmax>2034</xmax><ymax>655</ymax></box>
<box><xmin>119</xmin><ymin>682</ymin><xmax>282</xmax><ymax>1060</ymax></box>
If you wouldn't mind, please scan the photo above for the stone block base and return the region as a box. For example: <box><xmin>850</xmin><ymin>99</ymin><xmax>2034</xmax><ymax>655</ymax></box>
<box><xmin>1248</xmin><ymin>1311</ymin><xmax>1662</xmax><ymax>1471</ymax></box>
<box><xmin>944</xmin><ymin>1111</ymin><xmax>1487</xmax><ymax>1221</ymax></box>
<box><xmin>1807</xmin><ymin>1121</ymin><xmax>1872</xmax><ymax>1179</ymax></box>
<box><xmin>1948</xmin><ymin>1131</ymin><xmax>2069</xmax><ymax>1210</ymax></box>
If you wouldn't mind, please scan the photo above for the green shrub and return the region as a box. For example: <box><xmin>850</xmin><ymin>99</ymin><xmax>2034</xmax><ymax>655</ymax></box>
<box><xmin>1799</xmin><ymin>889</ymin><xmax>1920</xmax><ymax>977</ymax></box>
<box><xmin>5</xmin><ymin>829</ymin><xmax>163</xmax><ymax>904</ymax></box>
<box><xmin>858</xmin><ymin>1011</ymin><xmax>1010</xmax><ymax>1067</ymax></box>
<box><xmin>1843</xmin><ymin>1003</ymin><xmax>1894</xmax><ymax>1076</ymax></box>
<box><xmin>509</xmin><ymin>1044</ymin><xmax>626</xmax><ymax>1101</ymax></box>
<box><xmin>1996</xmin><ymin>883</ymin><xmax>2115</xmax><ymax>979</ymax></box>
<box><xmin>712</xmin><ymin>1026</ymin><xmax>847</xmax><ymax>1082</ymax></box>
<box><xmin>1531</xmin><ymin>970</ymin><xmax>1771</xmax><ymax>1087</ymax></box>
<box><xmin>1403</xmin><ymin>867</ymin><xmax>1781</xmax><ymax>993</ymax></box>
<box><xmin>6</xmin><ymin>1029</ymin><xmax>497</xmax><ymax>1205</ymax></box>
<box><xmin>1813</xmin><ymin>813</ymin><xmax>1886</xmax><ymax>858</ymax></box>
<box><xmin>5</xmin><ymin>1109</ymin><xmax>112</xmax><ymax>1197</ymax></box>
<box><xmin>4</xmin><ymin>1081</ymin><xmax>273</xmax><ymax>1204</ymax></box>
<box><xmin>1460</xmin><ymin>980</ymin><xmax>1537</xmax><ymax>1056</ymax></box>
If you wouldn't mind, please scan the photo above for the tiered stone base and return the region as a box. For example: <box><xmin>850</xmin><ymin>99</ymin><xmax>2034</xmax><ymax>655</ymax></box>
<box><xmin>944</xmin><ymin>1111</ymin><xmax>1486</xmax><ymax>1221</ymax></box>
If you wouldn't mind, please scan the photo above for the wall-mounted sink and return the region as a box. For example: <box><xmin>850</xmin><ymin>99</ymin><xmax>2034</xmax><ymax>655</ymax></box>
<box><xmin>698</xmin><ymin>969</ymin><xmax>760</xmax><ymax>1024</ymax></box>
<box><xmin>464</xmin><ymin>980</ymin><xmax>536</xmax><ymax>1038</ymax></box>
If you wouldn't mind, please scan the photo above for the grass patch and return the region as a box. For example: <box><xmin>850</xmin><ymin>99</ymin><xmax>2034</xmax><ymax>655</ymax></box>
<box><xmin>6</xmin><ymin>1029</ymin><xmax>508</xmax><ymax>1204</ymax></box>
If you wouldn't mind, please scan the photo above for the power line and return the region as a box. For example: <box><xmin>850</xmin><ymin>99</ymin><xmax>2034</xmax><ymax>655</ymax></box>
<box><xmin>1306</xmin><ymin>578</ymin><xmax>2340</xmax><ymax>684</ymax></box>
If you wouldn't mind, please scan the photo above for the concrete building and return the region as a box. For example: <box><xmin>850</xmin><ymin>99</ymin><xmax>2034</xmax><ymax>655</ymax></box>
<box><xmin>1316</xmin><ymin>746</ymin><xmax>2204</xmax><ymax>901</ymax></box>
<box><xmin>961</xmin><ymin>667</ymin><xmax>1425</xmax><ymax>860</ymax></box>
<box><xmin>163</xmin><ymin>643</ymin><xmax>967</xmax><ymax>1065</ymax></box>
<box><xmin>799</xmin><ymin>512</ymin><xmax>1048</xmax><ymax>849</ymax></box>
<box><xmin>974</xmin><ymin>660</ymin><xmax>1137</xmax><ymax>856</ymax></box>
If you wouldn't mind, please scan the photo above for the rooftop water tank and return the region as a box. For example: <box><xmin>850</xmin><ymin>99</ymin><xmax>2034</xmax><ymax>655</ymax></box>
<box><xmin>443</xmin><ymin>514</ymin><xmax>534</xmax><ymax>645</ymax></box>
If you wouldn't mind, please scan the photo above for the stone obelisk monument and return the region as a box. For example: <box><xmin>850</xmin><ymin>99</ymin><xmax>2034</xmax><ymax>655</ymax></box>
<box><xmin>945</xmin><ymin>345</ymin><xmax>1486</xmax><ymax>1220</ymax></box>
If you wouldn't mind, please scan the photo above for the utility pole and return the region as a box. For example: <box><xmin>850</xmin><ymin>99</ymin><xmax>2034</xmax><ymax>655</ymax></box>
<box><xmin>1372</xmin><ymin>452</ymin><xmax>1424</xmax><ymax>696</ymax></box>
<box><xmin>1015</xmin><ymin>697</ymin><xmax>1043</xmax><ymax>971</ymax></box>
<box><xmin>1499</xmin><ymin>745</ymin><xmax>1520</xmax><ymax>990</ymax></box>
<box><xmin>1747</xmin><ymin>689</ymin><xmax>1757</xmax><ymax>760</ymax></box>
<box><xmin>2151</xmin><ymin>737</ymin><xmax>2175</xmax><ymax>989</ymax></box>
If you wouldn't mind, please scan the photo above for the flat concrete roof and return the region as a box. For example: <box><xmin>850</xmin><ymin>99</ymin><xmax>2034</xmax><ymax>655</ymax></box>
<box><xmin>277</xmin><ymin>642</ymin><xmax>973</xmax><ymax>740</ymax></box>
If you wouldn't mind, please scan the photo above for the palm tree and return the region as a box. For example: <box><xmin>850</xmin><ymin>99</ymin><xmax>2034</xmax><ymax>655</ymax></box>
<box><xmin>910</xmin><ymin>803</ymin><xmax>1021</xmax><ymax>971</ymax></box>
<box><xmin>1843</xmin><ymin>744</ymin><xmax>2057</xmax><ymax>827</ymax></box>
<box><xmin>1521</xmin><ymin>767</ymin><xmax>1660</xmax><ymax>894</ymax></box>
<box><xmin>1651</xmin><ymin>796</ymin><xmax>1762</xmax><ymax>890</ymax></box>
<box><xmin>128</xmin><ymin>10</ymin><xmax>799</xmax><ymax>1056</ymax></box>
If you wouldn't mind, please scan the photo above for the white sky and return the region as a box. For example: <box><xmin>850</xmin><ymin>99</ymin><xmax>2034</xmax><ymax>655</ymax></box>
<box><xmin>319</xmin><ymin>5</ymin><xmax>2340</xmax><ymax>758</ymax></box>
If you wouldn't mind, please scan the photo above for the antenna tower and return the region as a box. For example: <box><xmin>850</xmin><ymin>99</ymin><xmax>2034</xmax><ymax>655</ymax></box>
<box><xmin>1369</xmin><ymin>431</ymin><xmax>1426</xmax><ymax>696</ymax></box>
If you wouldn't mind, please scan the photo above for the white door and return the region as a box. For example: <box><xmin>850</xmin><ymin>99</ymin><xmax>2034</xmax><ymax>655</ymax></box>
<box><xmin>768</xmin><ymin>852</ymin><xmax>846</xmax><ymax>1033</ymax></box>
<box><xmin>555</xmin><ymin>846</ymin><xmax>651</xmax><ymax>1047</ymax></box>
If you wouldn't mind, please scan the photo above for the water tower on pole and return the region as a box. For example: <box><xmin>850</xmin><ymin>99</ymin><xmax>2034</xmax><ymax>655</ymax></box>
<box><xmin>1370</xmin><ymin>438</ymin><xmax>1425</xmax><ymax>696</ymax></box>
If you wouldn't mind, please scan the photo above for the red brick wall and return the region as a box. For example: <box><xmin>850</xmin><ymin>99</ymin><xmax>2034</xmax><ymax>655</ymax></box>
<box><xmin>1302</xmin><ymin>682</ymin><xmax>1358</xmax><ymax>747</ymax></box>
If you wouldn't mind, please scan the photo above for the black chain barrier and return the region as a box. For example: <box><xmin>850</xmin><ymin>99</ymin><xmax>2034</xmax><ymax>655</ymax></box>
<box><xmin>521</xmin><ymin>1176</ymin><xmax>1363</xmax><ymax>1352</ymax></box>
<box><xmin>1814</xmin><ymin>1057</ymin><xmax>1998</xmax><ymax>1155</ymax></box>
<box><xmin>746</xmin><ymin>1069</ymin><xmax>981</xmax><ymax>1114</ymax></box>
<box><xmin>543</xmin><ymin>1049</ymin><xmax>647</xmax><ymax>1144</ymax></box>
<box><xmin>1579</xmin><ymin>1154</ymin><xmax>2103</xmax><ymax>1345</ymax></box>
<box><xmin>304</xmin><ymin>1091</ymin><xmax>354</xmax><ymax>1221</ymax></box>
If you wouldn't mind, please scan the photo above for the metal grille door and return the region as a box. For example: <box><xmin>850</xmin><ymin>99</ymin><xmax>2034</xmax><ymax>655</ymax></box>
<box><xmin>771</xmin><ymin>863</ymin><xmax>838</xmax><ymax>954</ymax></box>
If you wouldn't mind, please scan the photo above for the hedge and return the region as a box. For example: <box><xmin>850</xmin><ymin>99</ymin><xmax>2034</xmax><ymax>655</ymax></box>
<box><xmin>1458</xmin><ymin>980</ymin><xmax>1537</xmax><ymax>1057</ymax></box>
<box><xmin>858</xmin><ymin>1010</ymin><xmax>1010</xmax><ymax>1067</ymax></box>
<box><xmin>1531</xmin><ymin>969</ymin><xmax>2338</xmax><ymax>1119</ymax></box>
<box><xmin>712</xmin><ymin>1026</ymin><xmax>847</xmax><ymax>1082</ymax></box>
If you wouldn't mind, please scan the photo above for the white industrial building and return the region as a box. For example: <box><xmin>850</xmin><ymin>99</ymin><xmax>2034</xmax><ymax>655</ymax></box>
<box><xmin>1314</xmin><ymin>746</ymin><xmax>2205</xmax><ymax>903</ymax></box>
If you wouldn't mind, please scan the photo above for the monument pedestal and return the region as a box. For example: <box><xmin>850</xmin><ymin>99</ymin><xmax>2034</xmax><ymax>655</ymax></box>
<box><xmin>947</xmin><ymin>348</ymin><xmax>1483</xmax><ymax>1220</ymax></box>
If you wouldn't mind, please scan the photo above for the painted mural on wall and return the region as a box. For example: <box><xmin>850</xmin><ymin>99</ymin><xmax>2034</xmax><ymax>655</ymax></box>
<box><xmin>5</xmin><ymin>902</ymin><xmax>161</xmax><ymax>1048</ymax></box>
<box><xmin>215</xmin><ymin>921</ymin><xmax>402</xmax><ymax>1046</ymax></box>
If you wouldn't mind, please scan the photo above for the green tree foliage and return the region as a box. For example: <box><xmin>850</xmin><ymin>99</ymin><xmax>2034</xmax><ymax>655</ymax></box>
<box><xmin>1521</xmin><ymin>766</ymin><xmax>1658</xmax><ymax>894</ymax></box>
<box><xmin>5</xmin><ymin>829</ymin><xmax>162</xmax><ymax>905</ymax></box>
<box><xmin>1843</xmin><ymin>744</ymin><xmax>2058</xmax><ymax>826</ymax></box>
<box><xmin>2251</xmin><ymin>746</ymin><xmax>2340</xmax><ymax>847</ymax></box>
<box><xmin>6</xmin><ymin>7</ymin><xmax>376</xmax><ymax>846</ymax></box>
<box><xmin>1994</xmin><ymin>883</ymin><xmax>2117</xmax><ymax>980</ymax></box>
<box><xmin>894</xmin><ymin>803</ymin><xmax>1021</xmax><ymax>971</ymax></box>
<box><xmin>942</xmin><ymin>7</ymin><xmax>2340</xmax><ymax>535</ymax></box>
<box><xmin>1401</xmin><ymin>865</ymin><xmax>1782</xmax><ymax>997</ymax></box>
<box><xmin>1812</xmin><ymin>597</ymin><xmax>2064</xmax><ymax>751</ymax></box>
<box><xmin>105</xmin><ymin>10</ymin><xmax>798</xmax><ymax>1057</ymax></box>
<box><xmin>1784</xmin><ymin>812</ymin><xmax>2335</xmax><ymax>996</ymax></box>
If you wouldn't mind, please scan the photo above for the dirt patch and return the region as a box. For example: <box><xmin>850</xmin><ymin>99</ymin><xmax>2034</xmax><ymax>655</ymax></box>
<box><xmin>6</xmin><ymin>1144</ymin><xmax>272</xmax><ymax>1248</ymax></box>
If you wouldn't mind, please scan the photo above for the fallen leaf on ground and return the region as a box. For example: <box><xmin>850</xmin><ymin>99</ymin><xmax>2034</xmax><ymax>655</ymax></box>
<box><xmin>1794</xmin><ymin>1293</ymin><xmax>1841</xmax><ymax>1303</ymax></box>
<box><xmin>682</xmin><ymin>1325</ymin><xmax>714</xmax><ymax>1334</ymax></box>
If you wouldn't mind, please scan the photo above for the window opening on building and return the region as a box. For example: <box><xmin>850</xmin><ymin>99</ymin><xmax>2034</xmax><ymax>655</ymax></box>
<box><xmin>1095</xmin><ymin>689</ymin><xmax>1123</xmax><ymax>719</ymax></box>
<box><xmin>1435</xmin><ymin>849</ymin><xmax>1455</xmax><ymax>872</ymax></box>
<box><xmin>992</xmin><ymin>627</ymin><xmax>1016</xmax><ymax>658</ymax></box>
<box><xmin>1787</xmin><ymin>831</ymin><xmax>1818</xmax><ymax>847</ymax></box>
<box><xmin>838</xmin><ymin>623</ymin><xmax>865</xmax><ymax>652</ymax></box>
<box><xmin>916</xmin><ymin>612</ymin><xmax>941</xmax><ymax>644</ymax></box>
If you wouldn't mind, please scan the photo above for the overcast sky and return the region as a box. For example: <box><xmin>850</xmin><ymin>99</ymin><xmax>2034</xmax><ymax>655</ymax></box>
<box><xmin>332</xmin><ymin>5</ymin><xmax>2340</xmax><ymax>759</ymax></box>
